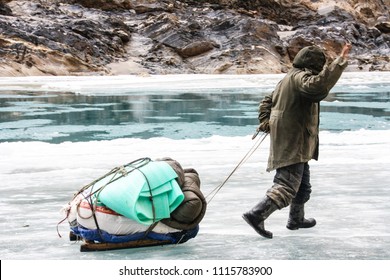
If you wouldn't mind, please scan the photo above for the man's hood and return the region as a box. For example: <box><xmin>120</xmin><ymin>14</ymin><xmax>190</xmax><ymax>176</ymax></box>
<box><xmin>292</xmin><ymin>46</ymin><xmax>326</xmax><ymax>74</ymax></box>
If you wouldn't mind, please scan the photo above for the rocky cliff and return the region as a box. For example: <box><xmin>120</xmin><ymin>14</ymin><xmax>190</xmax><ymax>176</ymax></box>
<box><xmin>0</xmin><ymin>0</ymin><xmax>389</xmax><ymax>76</ymax></box>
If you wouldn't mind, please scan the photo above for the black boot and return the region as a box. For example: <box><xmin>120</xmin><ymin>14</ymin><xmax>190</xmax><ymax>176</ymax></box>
<box><xmin>242</xmin><ymin>196</ymin><xmax>279</xmax><ymax>239</ymax></box>
<box><xmin>286</xmin><ymin>203</ymin><xmax>316</xmax><ymax>230</ymax></box>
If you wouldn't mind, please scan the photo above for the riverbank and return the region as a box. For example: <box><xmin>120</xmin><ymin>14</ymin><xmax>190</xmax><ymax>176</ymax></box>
<box><xmin>0</xmin><ymin>0</ymin><xmax>389</xmax><ymax>76</ymax></box>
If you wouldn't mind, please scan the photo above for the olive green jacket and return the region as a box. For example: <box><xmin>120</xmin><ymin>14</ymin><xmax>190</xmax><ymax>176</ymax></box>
<box><xmin>263</xmin><ymin>56</ymin><xmax>348</xmax><ymax>171</ymax></box>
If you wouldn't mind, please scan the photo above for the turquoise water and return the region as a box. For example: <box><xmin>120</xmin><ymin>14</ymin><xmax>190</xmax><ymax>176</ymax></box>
<box><xmin>0</xmin><ymin>73</ymin><xmax>389</xmax><ymax>143</ymax></box>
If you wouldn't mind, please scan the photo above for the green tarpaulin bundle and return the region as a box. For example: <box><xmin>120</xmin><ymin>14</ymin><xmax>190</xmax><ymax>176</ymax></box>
<box><xmin>90</xmin><ymin>158</ymin><xmax>184</xmax><ymax>225</ymax></box>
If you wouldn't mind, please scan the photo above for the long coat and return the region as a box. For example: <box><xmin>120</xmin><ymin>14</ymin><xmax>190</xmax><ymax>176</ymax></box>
<box><xmin>263</xmin><ymin>55</ymin><xmax>348</xmax><ymax>172</ymax></box>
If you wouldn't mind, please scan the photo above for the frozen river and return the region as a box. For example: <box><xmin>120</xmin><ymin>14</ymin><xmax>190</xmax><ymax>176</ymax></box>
<box><xmin>1</xmin><ymin>73</ymin><xmax>389</xmax><ymax>278</ymax></box>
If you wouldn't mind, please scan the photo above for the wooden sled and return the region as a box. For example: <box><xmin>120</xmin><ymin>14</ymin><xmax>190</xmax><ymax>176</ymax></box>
<box><xmin>70</xmin><ymin>231</ymin><xmax>173</xmax><ymax>252</ymax></box>
<box><xmin>79</xmin><ymin>238</ymin><xmax>172</xmax><ymax>252</ymax></box>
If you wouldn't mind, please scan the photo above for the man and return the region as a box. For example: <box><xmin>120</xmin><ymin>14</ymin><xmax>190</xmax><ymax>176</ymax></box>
<box><xmin>243</xmin><ymin>43</ymin><xmax>352</xmax><ymax>238</ymax></box>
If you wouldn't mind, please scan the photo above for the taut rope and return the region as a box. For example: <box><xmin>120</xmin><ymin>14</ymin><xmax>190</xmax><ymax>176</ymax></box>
<box><xmin>206</xmin><ymin>132</ymin><xmax>268</xmax><ymax>204</ymax></box>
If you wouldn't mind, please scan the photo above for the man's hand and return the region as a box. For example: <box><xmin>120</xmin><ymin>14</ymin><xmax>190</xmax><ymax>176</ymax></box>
<box><xmin>340</xmin><ymin>43</ymin><xmax>352</xmax><ymax>59</ymax></box>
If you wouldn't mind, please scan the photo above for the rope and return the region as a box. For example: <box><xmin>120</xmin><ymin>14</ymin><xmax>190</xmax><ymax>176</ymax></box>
<box><xmin>57</xmin><ymin>158</ymin><xmax>151</xmax><ymax>239</ymax></box>
<box><xmin>205</xmin><ymin>132</ymin><xmax>268</xmax><ymax>204</ymax></box>
<box><xmin>92</xmin><ymin>158</ymin><xmax>155</xmax><ymax>242</ymax></box>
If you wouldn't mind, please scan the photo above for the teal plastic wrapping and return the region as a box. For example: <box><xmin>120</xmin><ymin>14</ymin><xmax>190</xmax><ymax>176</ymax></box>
<box><xmin>95</xmin><ymin>160</ymin><xmax>184</xmax><ymax>225</ymax></box>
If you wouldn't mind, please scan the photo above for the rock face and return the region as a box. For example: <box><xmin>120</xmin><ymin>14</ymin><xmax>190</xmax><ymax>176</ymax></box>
<box><xmin>0</xmin><ymin>0</ymin><xmax>389</xmax><ymax>76</ymax></box>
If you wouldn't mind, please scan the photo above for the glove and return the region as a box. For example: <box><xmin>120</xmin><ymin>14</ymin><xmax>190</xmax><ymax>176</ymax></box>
<box><xmin>258</xmin><ymin>120</ymin><xmax>270</xmax><ymax>133</ymax></box>
<box><xmin>258</xmin><ymin>111</ymin><xmax>270</xmax><ymax>133</ymax></box>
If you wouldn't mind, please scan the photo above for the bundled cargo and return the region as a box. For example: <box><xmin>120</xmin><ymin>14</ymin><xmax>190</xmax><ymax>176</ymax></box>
<box><xmin>60</xmin><ymin>157</ymin><xmax>206</xmax><ymax>251</ymax></box>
